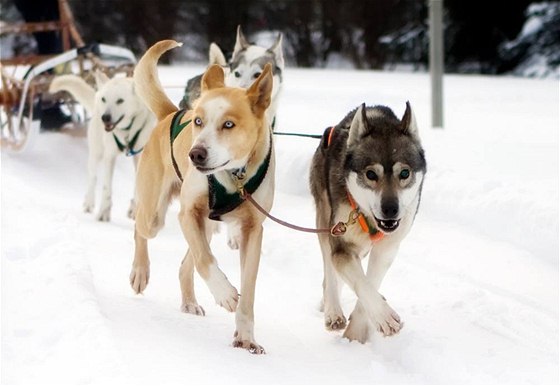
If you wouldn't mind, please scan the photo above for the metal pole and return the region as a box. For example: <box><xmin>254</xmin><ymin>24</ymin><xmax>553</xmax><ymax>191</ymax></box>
<box><xmin>429</xmin><ymin>0</ymin><xmax>444</xmax><ymax>128</ymax></box>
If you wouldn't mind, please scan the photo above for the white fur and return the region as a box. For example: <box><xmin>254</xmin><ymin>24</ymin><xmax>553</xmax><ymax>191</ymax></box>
<box><xmin>206</xmin><ymin>262</ymin><xmax>239</xmax><ymax>312</ymax></box>
<box><xmin>51</xmin><ymin>73</ymin><xmax>155</xmax><ymax>221</ymax></box>
<box><xmin>192</xmin><ymin>96</ymin><xmax>246</xmax><ymax>172</ymax></box>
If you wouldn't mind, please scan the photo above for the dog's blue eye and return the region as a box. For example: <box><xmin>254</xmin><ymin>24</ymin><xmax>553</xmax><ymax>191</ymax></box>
<box><xmin>223</xmin><ymin>121</ymin><xmax>235</xmax><ymax>129</ymax></box>
<box><xmin>234</xmin><ymin>71</ymin><xmax>241</xmax><ymax>78</ymax></box>
<box><xmin>366</xmin><ymin>170</ymin><xmax>378</xmax><ymax>181</ymax></box>
<box><xmin>399</xmin><ymin>169</ymin><xmax>410</xmax><ymax>180</ymax></box>
<box><xmin>194</xmin><ymin>117</ymin><xmax>203</xmax><ymax>126</ymax></box>
<box><xmin>101</xmin><ymin>97</ymin><xmax>106</xmax><ymax>103</ymax></box>
<box><xmin>253</xmin><ymin>72</ymin><xmax>261</xmax><ymax>79</ymax></box>
<box><xmin>116</xmin><ymin>98</ymin><xmax>124</xmax><ymax>105</ymax></box>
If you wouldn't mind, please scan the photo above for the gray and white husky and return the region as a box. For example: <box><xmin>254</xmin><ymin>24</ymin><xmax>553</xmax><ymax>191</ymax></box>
<box><xmin>309</xmin><ymin>102</ymin><xmax>426</xmax><ymax>343</ymax></box>
<box><xmin>181</xmin><ymin>25</ymin><xmax>284</xmax><ymax>129</ymax></box>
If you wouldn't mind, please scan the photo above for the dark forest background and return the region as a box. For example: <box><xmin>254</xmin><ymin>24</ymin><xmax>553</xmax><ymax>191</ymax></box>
<box><xmin>2</xmin><ymin>0</ymin><xmax>559</xmax><ymax>76</ymax></box>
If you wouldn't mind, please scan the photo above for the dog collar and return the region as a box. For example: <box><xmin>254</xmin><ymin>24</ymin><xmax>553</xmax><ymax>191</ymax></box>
<box><xmin>207</xmin><ymin>137</ymin><xmax>272</xmax><ymax>221</ymax></box>
<box><xmin>346</xmin><ymin>191</ymin><xmax>384</xmax><ymax>242</ymax></box>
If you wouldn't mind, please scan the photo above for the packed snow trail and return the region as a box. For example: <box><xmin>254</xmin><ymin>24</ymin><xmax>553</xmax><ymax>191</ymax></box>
<box><xmin>2</xmin><ymin>67</ymin><xmax>558</xmax><ymax>384</ymax></box>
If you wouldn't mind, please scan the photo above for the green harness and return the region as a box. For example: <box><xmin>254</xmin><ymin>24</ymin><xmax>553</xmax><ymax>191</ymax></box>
<box><xmin>112</xmin><ymin>116</ymin><xmax>147</xmax><ymax>156</ymax></box>
<box><xmin>169</xmin><ymin>108</ymin><xmax>272</xmax><ymax>221</ymax></box>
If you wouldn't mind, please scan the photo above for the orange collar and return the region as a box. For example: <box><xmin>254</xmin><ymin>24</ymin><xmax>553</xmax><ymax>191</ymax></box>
<box><xmin>346</xmin><ymin>191</ymin><xmax>384</xmax><ymax>242</ymax></box>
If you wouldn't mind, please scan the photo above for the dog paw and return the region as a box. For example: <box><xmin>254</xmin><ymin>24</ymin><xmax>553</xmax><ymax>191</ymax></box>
<box><xmin>181</xmin><ymin>302</ymin><xmax>205</xmax><ymax>316</ymax></box>
<box><xmin>214</xmin><ymin>284</ymin><xmax>239</xmax><ymax>312</ymax></box>
<box><xmin>325</xmin><ymin>313</ymin><xmax>347</xmax><ymax>331</ymax></box>
<box><xmin>207</xmin><ymin>269</ymin><xmax>239</xmax><ymax>312</ymax></box>
<box><xmin>83</xmin><ymin>200</ymin><xmax>94</xmax><ymax>213</ymax></box>
<box><xmin>129</xmin><ymin>265</ymin><xmax>150</xmax><ymax>294</ymax></box>
<box><xmin>227</xmin><ymin>236</ymin><xmax>240</xmax><ymax>250</ymax></box>
<box><xmin>373</xmin><ymin>303</ymin><xmax>403</xmax><ymax>337</ymax></box>
<box><xmin>233</xmin><ymin>331</ymin><xmax>265</xmax><ymax>354</ymax></box>
<box><xmin>96</xmin><ymin>210</ymin><xmax>111</xmax><ymax>222</ymax></box>
<box><xmin>343</xmin><ymin>315</ymin><xmax>370</xmax><ymax>343</ymax></box>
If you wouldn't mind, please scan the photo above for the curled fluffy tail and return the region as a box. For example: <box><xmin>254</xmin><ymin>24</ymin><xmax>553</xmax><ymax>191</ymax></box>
<box><xmin>134</xmin><ymin>40</ymin><xmax>182</xmax><ymax>120</ymax></box>
<box><xmin>49</xmin><ymin>75</ymin><xmax>95</xmax><ymax>114</ymax></box>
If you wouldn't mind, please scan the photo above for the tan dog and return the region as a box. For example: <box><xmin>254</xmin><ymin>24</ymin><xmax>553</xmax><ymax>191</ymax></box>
<box><xmin>129</xmin><ymin>40</ymin><xmax>274</xmax><ymax>354</ymax></box>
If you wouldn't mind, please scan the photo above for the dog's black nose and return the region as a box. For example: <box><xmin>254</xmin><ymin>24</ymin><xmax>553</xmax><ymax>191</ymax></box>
<box><xmin>101</xmin><ymin>113</ymin><xmax>112</xmax><ymax>123</ymax></box>
<box><xmin>189</xmin><ymin>146</ymin><xmax>208</xmax><ymax>165</ymax></box>
<box><xmin>381</xmin><ymin>198</ymin><xmax>399</xmax><ymax>219</ymax></box>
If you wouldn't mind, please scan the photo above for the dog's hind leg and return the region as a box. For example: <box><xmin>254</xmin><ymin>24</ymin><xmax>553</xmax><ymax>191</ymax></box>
<box><xmin>344</xmin><ymin>241</ymin><xmax>401</xmax><ymax>342</ymax></box>
<box><xmin>84</xmin><ymin>147</ymin><xmax>101</xmax><ymax>214</ymax></box>
<box><xmin>179</xmin><ymin>218</ymin><xmax>215</xmax><ymax>316</ymax></box>
<box><xmin>233</xmin><ymin>222</ymin><xmax>265</xmax><ymax>354</ymax></box>
<box><xmin>179</xmin><ymin>250</ymin><xmax>205</xmax><ymax>316</ymax></box>
<box><xmin>130</xmin><ymin>229</ymin><xmax>150</xmax><ymax>293</ymax></box>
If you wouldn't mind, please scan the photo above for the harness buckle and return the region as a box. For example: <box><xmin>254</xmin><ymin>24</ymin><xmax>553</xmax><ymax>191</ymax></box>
<box><xmin>330</xmin><ymin>209</ymin><xmax>360</xmax><ymax>237</ymax></box>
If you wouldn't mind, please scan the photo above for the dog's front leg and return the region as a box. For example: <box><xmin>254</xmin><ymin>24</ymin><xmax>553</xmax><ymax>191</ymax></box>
<box><xmin>96</xmin><ymin>154</ymin><xmax>117</xmax><ymax>222</ymax></box>
<box><xmin>233</xmin><ymin>223</ymin><xmax>265</xmax><ymax>354</ymax></box>
<box><xmin>179</xmin><ymin>205</ymin><xmax>239</xmax><ymax>312</ymax></box>
<box><xmin>333</xmin><ymin>251</ymin><xmax>402</xmax><ymax>338</ymax></box>
<box><xmin>343</xmin><ymin>242</ymin><xmax>400</xmax><ymax>342</ymax></box>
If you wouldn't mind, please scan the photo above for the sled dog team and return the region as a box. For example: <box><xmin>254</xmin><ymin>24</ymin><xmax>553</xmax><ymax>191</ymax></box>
<box><xmin>51</xmin><ymin>26</ymin><xmax>426</xmax><ymax>354</ymax></box>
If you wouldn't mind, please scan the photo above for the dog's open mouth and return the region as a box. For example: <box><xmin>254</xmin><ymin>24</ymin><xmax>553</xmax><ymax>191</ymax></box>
<box><xmin>103</xmin><ymin>115</ymin><xmax>124</xmax><ymax>132</ymax></box>
<box><xmin>195</xmin><ymin>160</ymin><xmax>230</xmax><ymax>174</ymax></box>
<box><xmin>375</xmin><ymin>218</ymin><xmax>400</xmax><ymax>233</ymax></box>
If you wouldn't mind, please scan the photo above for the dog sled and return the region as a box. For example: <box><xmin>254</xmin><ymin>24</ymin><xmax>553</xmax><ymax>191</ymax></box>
<box><xmin>0</xmin><ymin>0</ymin><xmax>136</xmax><ymax>152</ymax></box>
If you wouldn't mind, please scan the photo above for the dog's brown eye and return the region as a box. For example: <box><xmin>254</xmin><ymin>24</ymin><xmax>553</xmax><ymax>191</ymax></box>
<box><xmin>223</xmin><ymin>121</ymin><xmax>235</xmax><ymax>129</ymax></box>
<box><xmin>366</xmin><ymin>170</ymin><xmax>378</xmax><ymax>181</ymax></box>
<box><xmin>101</xmin><ymin>97</ymin><xmax>106</xmax><ymax>103</ymax></box>
<box><xmin>194</xmin><ymin>117</ymin><xmax>203</xmax><ymax>126</ymax></box>
<box><xmin>253</xmin><ymin>72</ymin><xmax>261</xmax><ymax>79</ymax></box>
<box><xmin>116</xmin><ymin>98</ymin><xmax>124</xmax><ymax>105</ymax></box>
<box><xmin>399</xmin><ymin>169</ymin><xmax>410</xmax><ymax>180</ymax></box>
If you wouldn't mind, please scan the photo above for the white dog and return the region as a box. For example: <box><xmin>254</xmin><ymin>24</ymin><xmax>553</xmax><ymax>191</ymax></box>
<box><xmin>49</xmin><ymin>72</ymin><xmax>156</xmax><ymax>221</ymax></box>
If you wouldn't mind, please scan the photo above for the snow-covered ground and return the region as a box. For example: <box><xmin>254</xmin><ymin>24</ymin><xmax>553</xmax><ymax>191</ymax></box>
<box><xmin>2</xmin><ymin>66</ymin><xmax>558</xmax><ymax>384</ymax></box>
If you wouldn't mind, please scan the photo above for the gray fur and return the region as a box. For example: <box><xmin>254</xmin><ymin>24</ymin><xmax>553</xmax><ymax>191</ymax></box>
<box><xmin>309</xmin><ymin>102</ymin><xmax>427</xmax><ymax>341</ymax></box>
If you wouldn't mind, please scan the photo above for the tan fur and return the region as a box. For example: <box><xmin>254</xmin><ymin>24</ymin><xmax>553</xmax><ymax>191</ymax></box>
<box><xmin>130</xmin><ymin>40</ymin><xmax>274</xmax><ymax>354</ymax></box>
<box><xmin>133</xmin><ymin>40</ymin><xmax>181</xmax><ymax>120</ymax></box>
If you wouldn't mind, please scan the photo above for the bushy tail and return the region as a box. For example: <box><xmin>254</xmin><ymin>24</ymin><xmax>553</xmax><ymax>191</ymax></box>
<box><xmin>49</xmin><ymin>75</ymin><xmax>95</xmax><ymax>114</ymax></box>
<box><xmin>134</xmin><ymin>40</ymin><xmax>181</xmax><ymax>120</ymax></box>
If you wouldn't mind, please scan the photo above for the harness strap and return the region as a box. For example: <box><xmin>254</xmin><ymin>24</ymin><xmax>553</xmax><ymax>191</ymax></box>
<box><xmin>169</xmin><ymin>109</ymin><xmax>191</xmax><ymax>182</ymax></box>
<box><xmin>111</xmin><ymin>116</ymin><xmax>148</xmax><ymax>156</ymax></box>
<box><xmin>208</xmin><ymin>134</ymin><xmax>273</xmax><ymax>221</ymax></box>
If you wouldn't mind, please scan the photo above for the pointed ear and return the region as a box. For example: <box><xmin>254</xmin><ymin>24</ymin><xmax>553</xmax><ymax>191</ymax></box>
<box><xmin>348</xmin><ymin>103</ymin><xmax>368</xmax><ymax>145</ymax></box>
<box><xmin>268</xmin><ymin>32</ymin><xmax>284</xmax><ymax>70</ymax></box>
<box><xmin>233</xmin><ymin>25</ymin><xmax>250</xmax><ymax>56</ymax></box>
<box><xmin>201</xmin><ymin>64</ymin><xmax>225</xmax><ymax>92</ymax></box>
<box><xmin>209</xmin><ymin>43</ymin><xmax>227</xmax><ymax>67</ymax></box>
<box><xmin>94</xmin><ymin>70</ymin><xmax>109</xmax><ymax>88</ymax></box>
<box><xmin>401</xmin><ymin>101</ymin><xmax>419</xmax><ymax>139</ymax></box>
<box><xmin>246</xmin><ymin>63</ymin><xmax>273</xmax><ymax>116</ymax></box>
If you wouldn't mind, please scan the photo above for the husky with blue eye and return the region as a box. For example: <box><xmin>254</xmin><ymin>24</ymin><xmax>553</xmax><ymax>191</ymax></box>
<box><xmin>131</xmin><ymin>40</ymin><xmax>275</xmax><ymax>354</ymax></box>
<box><xmin>309</xmin><ymin>103</ymin><xmax>426</xmax><ymax>343</ymax></box>
<box><xmin>181</xmin><ymin>25</ymin><xmax>284</xmax><ymax>131</ymax></box>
